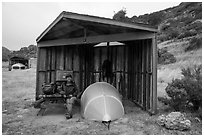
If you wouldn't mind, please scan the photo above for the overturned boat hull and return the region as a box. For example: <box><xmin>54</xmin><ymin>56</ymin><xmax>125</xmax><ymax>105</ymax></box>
<box><xmin>81</xmin><ymin>82</ymin><xmax>124</xmax><ymax>122</ymax></box>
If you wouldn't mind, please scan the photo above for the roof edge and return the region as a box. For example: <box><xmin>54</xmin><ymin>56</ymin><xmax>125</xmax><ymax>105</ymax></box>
<box><xmin>64</xmin><ymin>11</ymin><xmax>158</xmax><ymax>32</ymax></box>
<box><xmin>36</xmin><ymin>11</ymin><xmax>158</xmax><ymax>43</ymax></box>
<box><xmin>36</xmin><ymin>11</ymin><xmax>65</xmax><ymax>43</ymax></box>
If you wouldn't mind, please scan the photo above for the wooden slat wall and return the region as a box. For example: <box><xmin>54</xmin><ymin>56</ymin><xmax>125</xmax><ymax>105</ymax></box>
<box><xmin>73</xmin><ymin>46</ymin><xmax>80</xmax><ymax>88</ymax></box>
<box><xmin>124</xmin><ymin>39</ymin><xmax>155</xmax><ymax>114</ymax></box>
<box><xmin>36</xmin><ymin>38</ymin><xmax>157</xmax><ymax>114</ymax></box>
<box><xmin>36</xmin><ymin>45</ymin><xmax>90</xmax><ymax>96</ymax></box>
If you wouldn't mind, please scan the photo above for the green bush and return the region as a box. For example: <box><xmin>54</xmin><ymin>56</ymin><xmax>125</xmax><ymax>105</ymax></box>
<box><xmin>185</xmin><ymin>37</ymin><xmax>202</xmax><ymax>51</ymax></box>
<box><xmin>158</xmin><ymin>48</ymin><xmax>176</xmax><ymax>65</ymax></box>
<box><xmin>158</xmin><ymin>65</ymin><xmax>202</xmax><ymax>112</ymax></box>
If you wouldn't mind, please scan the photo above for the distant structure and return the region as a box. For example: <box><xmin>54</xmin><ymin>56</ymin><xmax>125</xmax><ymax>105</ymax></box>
<box><xmin>8</xmin><ymin>56</ymin><xmax>29</xmax><ymax>71</ymax></box>
<box><xmin>28</xmin><ymin>58</ymin><xmax>37</xmax><ymax>68</ymax></box>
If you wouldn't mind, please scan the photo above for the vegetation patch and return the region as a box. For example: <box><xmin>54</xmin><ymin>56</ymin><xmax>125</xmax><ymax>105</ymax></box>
<box><xmin>158</xmin><ymin>48</ymin><xmax>176</xmax><ymax>65</ymax></box>
<box><xmin>158</xmin><ymin>65</ymin><xmax>202</xmax><ymax>118</ymax></box>
<box><xmin>185</xmin><ymin>36</ymin><xmax>202</xmax><ymax>52</ymax></box>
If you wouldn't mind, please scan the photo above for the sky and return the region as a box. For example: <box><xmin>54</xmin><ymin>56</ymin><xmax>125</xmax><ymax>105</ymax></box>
<box><xmin>2</xmin><ymin>1</ymin><xmax>181</xmax><ymax>50</ymax></box>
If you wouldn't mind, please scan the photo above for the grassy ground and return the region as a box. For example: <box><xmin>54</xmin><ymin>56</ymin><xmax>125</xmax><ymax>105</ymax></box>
<box><xmin>2</xmin><ymin>58</ymin><xmax>202</xmax><ymax>134</ymax></box>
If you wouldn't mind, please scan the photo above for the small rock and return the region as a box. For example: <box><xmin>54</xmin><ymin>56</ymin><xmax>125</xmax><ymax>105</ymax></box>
<box><xmin>157</xmin><ymin>114</ymin><xmax>166</xmax><ymax>126</ymax></box>
<box><xmin>157</xmin><ymin>112</ymin><xmax>191</xmax><ymax>131</ymax></box>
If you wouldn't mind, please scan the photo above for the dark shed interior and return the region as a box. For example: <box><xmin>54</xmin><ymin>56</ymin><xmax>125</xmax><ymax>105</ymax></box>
<box><xmin>36</xmin><ymin>11</ymin><xmax>158</xmax><ymax>114</ymax></box>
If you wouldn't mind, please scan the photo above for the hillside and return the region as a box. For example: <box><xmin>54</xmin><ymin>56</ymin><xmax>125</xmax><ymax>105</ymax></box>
<box><xmin>113</xmin><ymin>2</ymin><xmax>202</xmax><ymax>43</ymax></box>
<box><xmin>2</xmin><ymin>47</ymin><xmax>11</xmax><ymax>61</ymax></box>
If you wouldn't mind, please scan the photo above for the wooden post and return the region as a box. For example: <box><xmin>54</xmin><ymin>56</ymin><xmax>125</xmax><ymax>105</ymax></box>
<box><xmin>99</xmin><ymin>48</ymin><xmax>102</xmax><ymax>81</ymax></box>
<box><xmin>142</xmin><ymin>40</ymin><xmax>147</xmax><ymax>110</ymax></box>
<box><xmin>36</xmin><ymin>47</ymin><xmax>40</xmax><ymax>100</ymax></box>
<box><xmin>146</xmin><ymin>39</ymin><xmax>150</xmax><ymax>110</ymax></box>
<box><xmin>123</xmin><ymin>45</ymin><xmax>126</xmax><ymax>98</ymax></box>
<box><xmin>138</xmin><ymin>41</ymin><xmax>142</xmax><ymax>105</ymax></box>
<box><xmin>152</xmin><ymin>34</ymin><xmax>157</xmax><ymax>114</ymax></box>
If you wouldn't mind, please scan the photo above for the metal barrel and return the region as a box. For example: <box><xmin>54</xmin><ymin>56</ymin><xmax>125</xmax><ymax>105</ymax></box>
<box><xmin>81</xmin><ymin>82</ymin><xmax>124</xmax><ymax>122</ymax></box>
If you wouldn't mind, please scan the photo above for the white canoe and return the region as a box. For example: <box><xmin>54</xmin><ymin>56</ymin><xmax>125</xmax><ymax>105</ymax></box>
<box><xmin>81</xmin><ymin>82</ymin><xmax>124</xmax><ymax>122</ymax></box>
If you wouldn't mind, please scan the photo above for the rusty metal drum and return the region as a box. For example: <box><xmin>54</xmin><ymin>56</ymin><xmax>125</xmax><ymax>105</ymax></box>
<box><xmin>81</xmin><ymin>82</ymin><xmax>124</xmax><ymax>122</ymax></box>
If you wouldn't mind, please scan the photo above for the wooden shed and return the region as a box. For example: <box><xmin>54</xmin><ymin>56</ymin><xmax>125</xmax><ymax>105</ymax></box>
<box><xmin>9</xmin><ymin>56</ymin><xmax>29</xmax><ymax>71</ymax></box>
<box><xmin>36</xmin><ymin>11</ymin><xmax>158</xmax><ymax>114</ymax></box>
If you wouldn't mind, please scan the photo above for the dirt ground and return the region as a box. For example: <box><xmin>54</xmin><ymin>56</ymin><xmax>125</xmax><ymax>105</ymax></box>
<box><xmin>2</xmin><ymin>67</ymin><xmax>202</xmax><ymax>135</ymax></box>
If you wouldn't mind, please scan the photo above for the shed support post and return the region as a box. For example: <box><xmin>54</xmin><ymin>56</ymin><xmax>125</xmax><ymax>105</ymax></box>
<box><xmin>36</xmin><ymin>47</ymin><xmax>40</xmax><ymax>100</ymax></box>
<box><xmin>152</xmin><ymin>34</ymin><xmax>157</xmax><ymax>114</ymax></box>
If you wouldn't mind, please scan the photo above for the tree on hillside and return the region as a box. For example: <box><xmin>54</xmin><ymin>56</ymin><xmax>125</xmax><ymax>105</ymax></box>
<box><xmin>10</xmin><ymin>45</ymin><xmax>37</xmax><ymax>59</ymax></box>
<box><xmin>147</xmin><ymin>12</ymin><xmax>165</xmax><ymax>27</ymax></box>
<box><xmin>113</xmin><ymin>8</ymin><xmax>130</xmax><ymax>22</ymax></box>
<box><xmin>28</xmin><ymin>45</ymin><xmax>37</xmax><ymax>52</ymax></box>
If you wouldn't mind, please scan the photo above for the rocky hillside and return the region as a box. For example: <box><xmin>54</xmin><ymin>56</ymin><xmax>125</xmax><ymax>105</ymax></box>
<box><xmin>113</xmin><ymin>2</ymin><xmax>202</xmax><ymax>43</ymax></box>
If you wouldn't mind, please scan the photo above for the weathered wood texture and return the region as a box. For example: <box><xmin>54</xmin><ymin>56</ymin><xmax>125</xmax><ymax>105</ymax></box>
<box><xmin>36</xmin><ymin>38</ymin><xmax>157</xmax><ymax>114</ymax></box>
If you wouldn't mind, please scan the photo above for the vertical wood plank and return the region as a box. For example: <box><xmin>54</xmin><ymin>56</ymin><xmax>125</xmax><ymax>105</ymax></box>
<box><xmin>143</xmin><ymin>40</ymin><xmax>147</xmax><ymax>110</ymax></box>
<box><xmin>36</xmin><ymin>46</ymin><xmax>40</xmax><ymax>100</ymax></box>
<box><xmin>152</xmin><ymin>35</ymin><xmax>157</xmax><ymax>114</ymax></box>
<box><xmin>123</xmin><ymin>45</ymin><xmax>126</xmax><ymax>98</ymax></box>
<box><xmin>94</xmin><ymin>48</ymin><xmax>100</xmax><ymax>82</ymax></box>
<box><xmin>79</xmin><ymin>46</ymin><xmax>83</xmax><ymax>92</ymax></box>
<box><xmin>146</xmin><ymin>39</ymin><xmax>150</xmax><ymax>110</ymax></box>
<box><xmin>99</xmin><ymin>48</ymin><xmax>102</xmax><ymax>81</ymax></box>
<box><xmin>114</xmin><ymin>47</ymin><xmax>117</xmax><ymax>87</ymax></box>
<box><xmin>139</xmin><ymin>40</ymin><xmax>143</xmax><ymax>106</ymax></box>
<box><xmin>127</xmin><ymin>44</ymin><xmax>132</xmax><ymax>100</ymax></box>
<box><xmin>38</xmin><ymin>72</ymin><xmax>45</xmax><ymax>95</ymax></box>
<box><xmin>63</xmin><ymin>46</ymin><xmax>66</xmax><ymax>70</ymax></box>
<box><xmin>149</xmin><ymin>39</ymin><xmax>153</xmax><ymax>112</ymax></box>
<box><xmin>56</xmin><ymin>47</ymin><xmax>61</xmax><ymax>70</ymax></box>
<box><xmin>39</xmin><ymin>48</ymin><xmax>46</xmax><ymax>71</ymax></box>
<box><xmin>61</xmin><ymin>46</ymin><xmax>65</xmax><ymax>70</ymax></box>
<box><xmin>51</xmin><ymin>46</ymin><xmax>56</xmax><ymax>71</ymax></box>
<box><xmin>72</xmin><ymin>46</ymin><xmax>74</xmax><ymax>71</ymax></box>
<box><xmin>133</xmin><ymin>42</ymin><xmax>137</xmax><ymax>102</ymax></box>
<box><xmin>47</xmin><ymin>48</ymin><xmax>51</xmax><ymax>83</ymax></box>
<box><xmin>136</xmin><ymin>41</ymin><xmax>140</xmax><ymax>103</ymax></box>
<box><xmin>74</xmin><ymin>46</ymin><xmax>80</xmax><ymax>89</ymax></box>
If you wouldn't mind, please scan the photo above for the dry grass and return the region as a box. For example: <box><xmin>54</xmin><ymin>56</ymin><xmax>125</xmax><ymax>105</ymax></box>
<box><xmin>2</xmin><ymin>67</ymin><xmax>36</xmax><ymax>101</ymax></box>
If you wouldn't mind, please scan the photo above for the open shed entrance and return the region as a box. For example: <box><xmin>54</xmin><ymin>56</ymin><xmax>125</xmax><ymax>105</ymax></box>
<box><xmin>36</xmin><ymin>11</ymin><xmax>157</xmax><ymax>114</ymax></box>
<box><xmin>9</xmin><ymin>56</ymin><xmax>29</xmax><ymax>71</ymax></box>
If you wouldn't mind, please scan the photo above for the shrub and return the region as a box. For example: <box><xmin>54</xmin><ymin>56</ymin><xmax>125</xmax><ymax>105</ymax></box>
<box><xmin>178</xmin><ymin>30</ymin><xmax>197</xmax><ymax>39</ymax></box>
<box><xmin>158</xmin><ymin>34</ymin><xmax>169</xmax><ymax>42</ymax></box>
<box><xmin>168</xmin><ymin>29</ymin><xmax>179</xmax><ymax>39</ymax></box>
<box><xmin>185</xmin><ymin>37</ymin><xmax>202</xmax><ymax>51</ymax></box>
<box><xmin>158</xmin><ymin>48</ymin><xmax>176</xmax><ymax>65</ymax></box>
<box><xmin>158</xmin><ymin>65</ymin><xmax>202</xmax><ymax>112</ymax></box>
